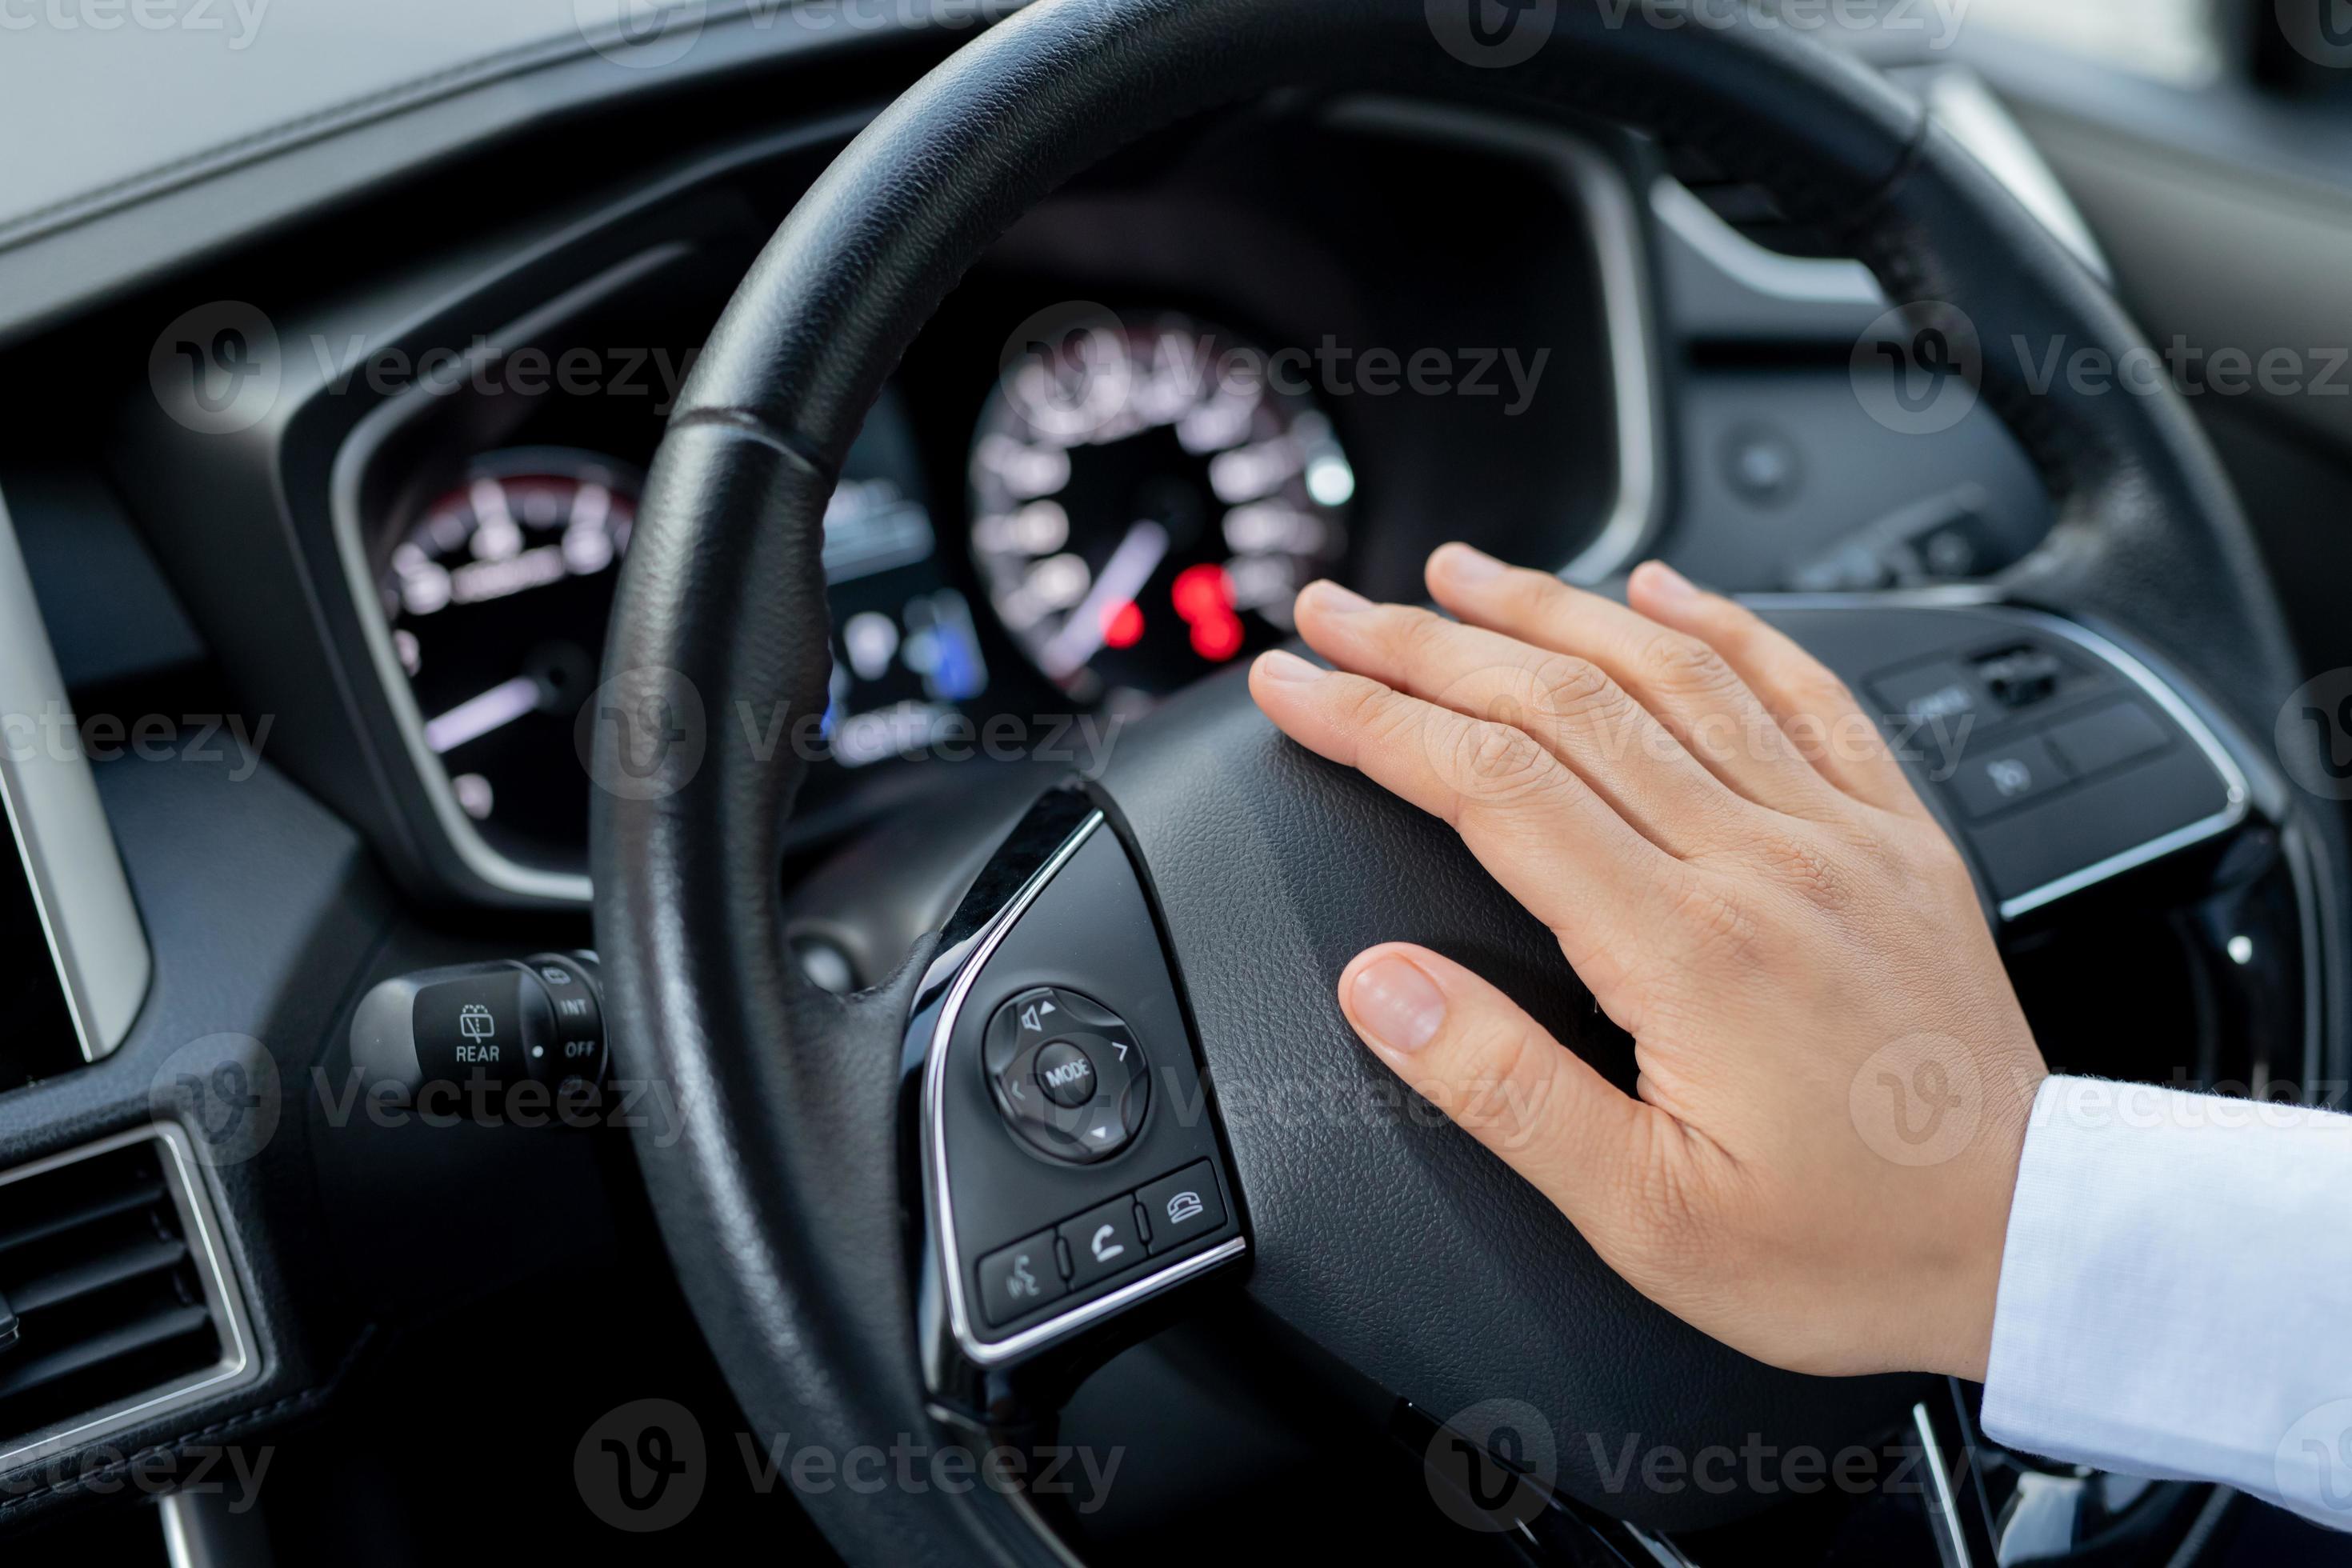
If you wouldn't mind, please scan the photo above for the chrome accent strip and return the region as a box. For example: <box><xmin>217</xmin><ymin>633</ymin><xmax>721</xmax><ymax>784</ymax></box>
<box><xmin>963</xmin><ymin>1238</ymin><xmax>1250</xmax><ymax>1370</ymax></box>
<box><xmin>1738</xmin><ymin>595</ymin><xmax>2252</xmax><ymax>922</ymax></box>
<box><xmin>1920</xmin><ymin>67</ymin><xmax>2110</xmax><ymax>285</ymax></box>
<box><xmin>1619</xmin><ymin>1521</ymin><xmax>1702</xmax><ymax>1567</ymax></box>
<box><xmin>160</xmin><ymin>1482</ymin><xmax>275</xmax><ymax>1567</ymax></box>
<box><xmin>1913</xmin><ymin>1401</ymin><xmax>1974</xmax><ymax>1568</ymax></box>
<box><xmin>1558</xmin><ymin>138</ymin><xmax>1663</xmax><ymax>585</ymax></box>
<box><xmin>1741</xmin><ymin>585</ymin><xmax>2008</xmax><ymax>612</ymax></box>
<box><xmin>2285</xmin><ymin>825</ymin><xmax>2326</xmax><ymax>1097</ymax></box>
<box><xmin>1998</xmin><ymin>808</ymin><xmax>2248</xmax><ymax>922</ymax></box>
<box><xmin>0</xmin><ymin>1125</ymin><xmax>259</xmax><ymax>1476</ymax></box>
<box><xmin>1646</xmin><ymin>66</ymin><xmax>2109</xmax><ymax>313</ymax></box>
<box><xmin>1322</xmin><ymin>100</ymin><xmax>1662</xmax><ymax>586</ymax></box>
<box><xmin>159</xmin><ymin>1492</ymin><xmax>202</xmax><ymax>1568</ymax></box>
<box><xmin>0</xmin><ymin>487</ymin><xmax>150</xmax><ymax>1058</ymax></box>
<box><xmin>1994</xmin><ymin>610</ymin><xmax>2249</xmax><ymax>920</ymax></box>
<box><xmin>1648</xmin><ymin>175</ymin><xmax>1886</xmax><ymax>308</ymax></box>
<box><xmin>921</xmin><ymin>810</ymin><xmax>1246</xmax><ymax>1368</ymax></box>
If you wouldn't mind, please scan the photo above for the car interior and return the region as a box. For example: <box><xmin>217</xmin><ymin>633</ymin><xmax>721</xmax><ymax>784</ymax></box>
<box><xmin>3</xmin><ymin>0</ymin><xmax>2352</xmax><ymax>1562</ymax></box>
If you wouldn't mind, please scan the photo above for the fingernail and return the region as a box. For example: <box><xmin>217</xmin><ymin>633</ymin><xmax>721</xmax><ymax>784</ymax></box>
<box><xmin>1254</xmin><ymin>649</ymin><xmax>1325</xmax><ymax>685</ymax></box>
<box><xmin>1436</xmin><ymin>542</ymin><xmax>1506</xmax><ymax>582</ymax></box>
<box><xmin>1306</xmin><ymin>580</ymin><xmax>1374</xmax><ymax>614</ymax></box>
<box><xmin>1349</xmin><ymin>955</ymin><xmax>1447</xmax><ymax>1054</ymax></box>
<box><xmin>1638</xmin><ymin>560</ymin><xmax>1696</xmax><ymax>602</ymax></box>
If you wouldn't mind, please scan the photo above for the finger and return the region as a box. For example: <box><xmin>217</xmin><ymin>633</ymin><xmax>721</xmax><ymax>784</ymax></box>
<box><xmin>1625</xmin><ymin>561</ymin><xmax>1926</xmax><ymax>817</ymax></box>
<box><xmin>1424</xmin><ymin>545</ymin><xmax>1844</xmax><ymax>821</ymax></box>
<box><xmin>1290</xmin><ymin>580</ymin><xmax>1746</xmax><ymax>858</ymax></box>
<box><xmin>1250</xmin><ymin>650</ymin><xmax>1674</xmax><ymax>1001</ymax></box>
<box><xmin>1338</xmin><ymin>942</ymin><xmax>1678</xmax><ymax>1252</ymax></box>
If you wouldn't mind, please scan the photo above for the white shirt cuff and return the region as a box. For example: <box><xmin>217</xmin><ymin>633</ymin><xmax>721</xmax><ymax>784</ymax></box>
<box><xmin>1982</xmin><ymin>1075</ymin><xmax>2352</xmax><ymax>1530</ymax></box>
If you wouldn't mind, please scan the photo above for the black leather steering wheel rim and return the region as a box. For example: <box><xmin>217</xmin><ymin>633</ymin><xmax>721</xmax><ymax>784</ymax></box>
<box><xmin>590</xmin><ymin>2</ymin><xmax>2314</xmax><ymax>1562</ymax></box>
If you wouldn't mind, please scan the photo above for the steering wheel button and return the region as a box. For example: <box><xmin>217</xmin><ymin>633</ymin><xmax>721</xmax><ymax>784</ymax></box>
<box><xmin>2043</xmin><ymin>702</ymin><xmax>2169</xmax><ymax>778</ymax></box>
<box><xmin>1034</xmin><ymin>1041</ymin><xmax>1098</xmax><ymax>1106</ymax></box>
<box><xmin>1058</xmin><ymin>1196</ymin><xmax>1146</xmax><ymax>1290</ymax></box>
<box><xmin>985</xmin><ymin>988</ymin><xmax>1151</xmax><ymax>1162</ymax></box>
<box><xmin>1950</xmin><ymin>734</ymin><xmax>2070</xmax><ymax>821</ymax></box>
<box><xmin>1137</xmin><ymin>1161</ymin><xmax>1225</xmax><ymax>1253</ymax></box>
<box><xmin>1869</xmin><ymin>661</ymin><xmax>1980</xmax><ymax>732</ymax></box>
<box><xmin>1975</xmin><ymin>645</ymin><xmax>2066</xmax><ymax>709</ymax></box>
<box><xmin>975</xmin><ymin>1231</ymin><xmax>1066</xmax><ymax>1326</ymax></box>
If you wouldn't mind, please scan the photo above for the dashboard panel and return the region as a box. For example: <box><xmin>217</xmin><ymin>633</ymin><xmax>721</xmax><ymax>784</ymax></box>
<box><xmin>50</xmin><ymin>86</ymin><xmax>2068</xmax><ymax>914</ymax></box>
<box><xmin>295</xmin><ymin>99</ymin><xmax>1640</xmax><ymax>903</ymax></box>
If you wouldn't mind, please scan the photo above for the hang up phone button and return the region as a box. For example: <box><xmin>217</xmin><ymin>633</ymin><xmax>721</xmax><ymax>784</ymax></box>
<box><xmin>1138</xmin><ymin>1162</ymin><xmax>1226</xmax><ymax>1254</ymax></box>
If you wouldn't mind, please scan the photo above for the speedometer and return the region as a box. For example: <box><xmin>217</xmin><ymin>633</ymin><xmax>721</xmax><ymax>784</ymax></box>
<box><xmin>969</xmin><ymin>310</ymin><xmax>1353</xmax><ymax>700</ymax></box>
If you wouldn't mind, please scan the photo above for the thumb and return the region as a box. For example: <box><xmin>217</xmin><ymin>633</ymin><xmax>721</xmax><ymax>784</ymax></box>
<box><xmin>1338</xmin><ymin>943</ymin><xmax>1664</xmax><ymax>1240</ymax></box>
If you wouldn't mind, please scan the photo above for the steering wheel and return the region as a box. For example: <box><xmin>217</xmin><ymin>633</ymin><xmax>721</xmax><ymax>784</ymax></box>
<box><xmin>587</xmin><ymin>1</ymin><xmax>2324</xmax><ymax>1559</ymax></box>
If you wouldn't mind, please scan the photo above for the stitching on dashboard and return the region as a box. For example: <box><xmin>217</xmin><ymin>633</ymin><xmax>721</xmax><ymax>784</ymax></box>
<box><xmin>0</xmin><ymin>1326</ymin><xmax>378</xmax><ymax>1516</ymax></box>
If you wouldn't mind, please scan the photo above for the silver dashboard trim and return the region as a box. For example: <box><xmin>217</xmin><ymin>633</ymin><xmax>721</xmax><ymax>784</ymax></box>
<box><xmin>0</xmin><ymin>1124</ymin><xmax>259</xmax><ymax>1478</ymax></box>
<box><xmin>1741</xmin><ymin>594</ymin><xmax>2252</xmax><ymax>922</ymax></box>
<box><xmin>158</xmin><ymin>1493</ymin><xmax>201</xmax><ymax>1568</ymax></box>
<box><xmin>1920</xmin><ymin>67</ymin><xmax>2110</xmax><ymax>285</ymax></box>
<box><xmin>921</xmin><ymin>809</ymin><xmax>1246</xmax><ymax>1370</ymax></box>
<box><xmin>0</xmin><ymin>486</ymin><xmax>151</xmax><ymax>1059</ymax></box>
<box><xmin>1648</xmin><ymin>174</ymin><xmax>1886</xmax><ymax>309</ymax></box>
<box><xmin>1912</xmin><ymin>1400</ymin><xmax>1974</xmax><ymax>1568</ymax></box>
<box><xmin>1323</xmin><ymin>100</ymin><xmax>1662</xmax><ymax>586</ymax></box>
<box><xmin>1645</xmin><ymin>65</ymin><xmax>2109</xmax><ymax>314</ymax></box>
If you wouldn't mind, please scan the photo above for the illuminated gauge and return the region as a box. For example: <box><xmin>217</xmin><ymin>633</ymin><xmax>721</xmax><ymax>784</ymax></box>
<box><xmin>968</xmin><ymin>310</ymin><xmax>1353</xmax><ymax>700</ymax></box>
<box><xmin>382</xmin><ymin>448</ymin><xmax>637</xmax><ymax>867</ymax></box>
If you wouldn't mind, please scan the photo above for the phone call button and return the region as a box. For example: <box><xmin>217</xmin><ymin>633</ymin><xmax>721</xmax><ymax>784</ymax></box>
<box><xmin>1138</xmin><ymin>1162</ymin><xmax>1226</xmax><ymax>1253</ymax></box>
<box><xmin>1058</xmin><ymin>1196</ymin><xmax>1146</xmax><ymax>1290</ymax></box>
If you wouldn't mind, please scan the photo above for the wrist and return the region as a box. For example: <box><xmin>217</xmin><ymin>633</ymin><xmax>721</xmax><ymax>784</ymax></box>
<box><xmin>1927</xmin><ymin>1062</ymin><xmax>2046</xmax><ymax>1382</ymax></box>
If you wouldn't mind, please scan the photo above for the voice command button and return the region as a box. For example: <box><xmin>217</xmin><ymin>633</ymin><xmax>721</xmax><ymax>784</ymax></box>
<box><xmin>977</xmin><ymin>1230</ymin><xmax>1066</xmax><ymax>1326</ymax></box>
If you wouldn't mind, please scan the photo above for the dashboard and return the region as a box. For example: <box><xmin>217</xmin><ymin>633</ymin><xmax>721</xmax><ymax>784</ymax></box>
<box><xmin>247</xmin><ymin>99</ymin><xmax>1656</xmax><ymax>905</ymax></box>
<box><xmin>11</xmin><ymin>83</ymin><xmax>2058</xmax><ymax>918</ymax></box>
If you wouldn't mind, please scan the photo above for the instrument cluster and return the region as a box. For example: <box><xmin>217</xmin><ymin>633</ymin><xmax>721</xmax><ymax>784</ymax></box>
<box><xmin>366</xmin><ymin>308</ymin><xmax>1357</xmax><ymax>873</ymax></box>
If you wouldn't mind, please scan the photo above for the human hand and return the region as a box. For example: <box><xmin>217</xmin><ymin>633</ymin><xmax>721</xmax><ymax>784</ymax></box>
<box><xmin>1246</xmin><ymin>546</ymin><xmax>2047</xmax><ymax>1381</ymax></box>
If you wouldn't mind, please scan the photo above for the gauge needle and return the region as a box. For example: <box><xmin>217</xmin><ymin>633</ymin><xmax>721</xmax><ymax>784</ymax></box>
<box><xmin>424</xmin><ymin>674</ymin><xmax>542</xmax><ymax>754</ymax></box>
<box><xmin>1040</xmin><ymin>520</ymin><xmax>1170</xmax><ymax>681</ymax></box>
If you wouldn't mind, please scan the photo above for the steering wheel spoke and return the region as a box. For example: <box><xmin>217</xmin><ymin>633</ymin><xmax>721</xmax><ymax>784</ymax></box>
<box><xmin>1746</xmin><ymin>596</ymin><xmax>2257</xmax><ymax>926</ymax></box>
<box><xmin>909</xmin><ymin>788</ymin><xmax>1250</xmax><ymax>1419</ymax></box>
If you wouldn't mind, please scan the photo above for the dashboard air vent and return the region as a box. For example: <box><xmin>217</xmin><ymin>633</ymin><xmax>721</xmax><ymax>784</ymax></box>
<box><xmin>0</xmin><ymin>1126</ymin><xmax>251</xmax><ymax>1469</ymax></box>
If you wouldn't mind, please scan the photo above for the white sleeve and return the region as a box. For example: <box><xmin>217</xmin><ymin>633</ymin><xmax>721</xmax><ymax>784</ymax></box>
<box><xmin>1982</xmin><ymin>1075</ymin><xmax>2352</xmax><ymax>1530</ymax></box>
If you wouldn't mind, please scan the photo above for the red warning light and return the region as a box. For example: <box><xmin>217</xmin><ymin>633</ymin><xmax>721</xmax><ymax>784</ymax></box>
<box><xmin>1170</xmin><ymin>563</ymin><xmax>1233</xmax><ymax>621</ymax></box>
<box><xmin>1101</xmin><ymin>598</ymin><xmax>1145</xmax><ymax>650</ymax></box>
<box><xmin>1171</xmin><ymin>564</ymin><xmax>1242</xmax><ymax>662</ymax></box>
<box><xmin>1190</xmin><ymin>613</ymin><xmax>1244</xmax><ymax>662</ymax></box>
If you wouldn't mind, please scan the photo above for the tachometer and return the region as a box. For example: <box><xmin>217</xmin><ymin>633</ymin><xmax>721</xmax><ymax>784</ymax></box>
<box><xmin>380</xmin><ymin>389</ymin><xmax>994</xmax><ymax>874</ymax></box>
<box><xmin>383</xmin><ymin>448</ymin><xmax>637</xmax><ymax>866</ymax></box>
<box><xmin>969</xmin><ymin>310</ymin><xmax>1353</xmax><ymax>700</ymax></box>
